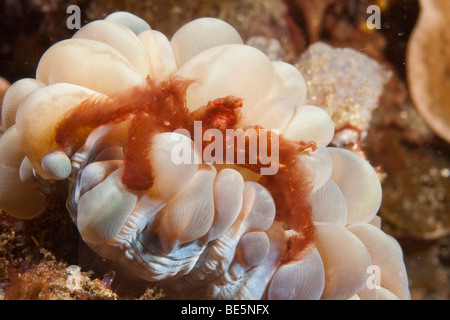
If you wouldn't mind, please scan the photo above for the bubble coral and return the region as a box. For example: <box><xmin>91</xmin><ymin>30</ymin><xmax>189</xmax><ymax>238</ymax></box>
<box><xmin>0</xmin><ymin>11</ymin><xmax>410</xmax><ymax>300</ymax></box>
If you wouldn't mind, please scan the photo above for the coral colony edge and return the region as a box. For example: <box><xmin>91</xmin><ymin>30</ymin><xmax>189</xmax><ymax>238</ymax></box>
<box><xmin>0</xmin><ymin>11</ymin><xmax>410</xmax><ymax>300</ymax></box>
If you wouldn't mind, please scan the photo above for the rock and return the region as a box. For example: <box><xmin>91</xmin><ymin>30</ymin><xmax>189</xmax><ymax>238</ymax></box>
<box><xmin>296</xmin><ymin>42</ymin><xmax>391</xmax><ymax>148</ymax></box>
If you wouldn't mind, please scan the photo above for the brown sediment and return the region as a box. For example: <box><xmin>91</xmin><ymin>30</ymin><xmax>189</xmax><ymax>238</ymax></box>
<box><xmin>55</xmin><ymin>77</ymin><xmax>315</xmax><ymax>263</ymax></box>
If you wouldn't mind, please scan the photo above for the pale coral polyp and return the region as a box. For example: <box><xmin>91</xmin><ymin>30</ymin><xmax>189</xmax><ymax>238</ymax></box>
<box><xmin>0</xmin><ymin>12</ymin><xmax>410</xmax><ymax>300</ymax></box>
